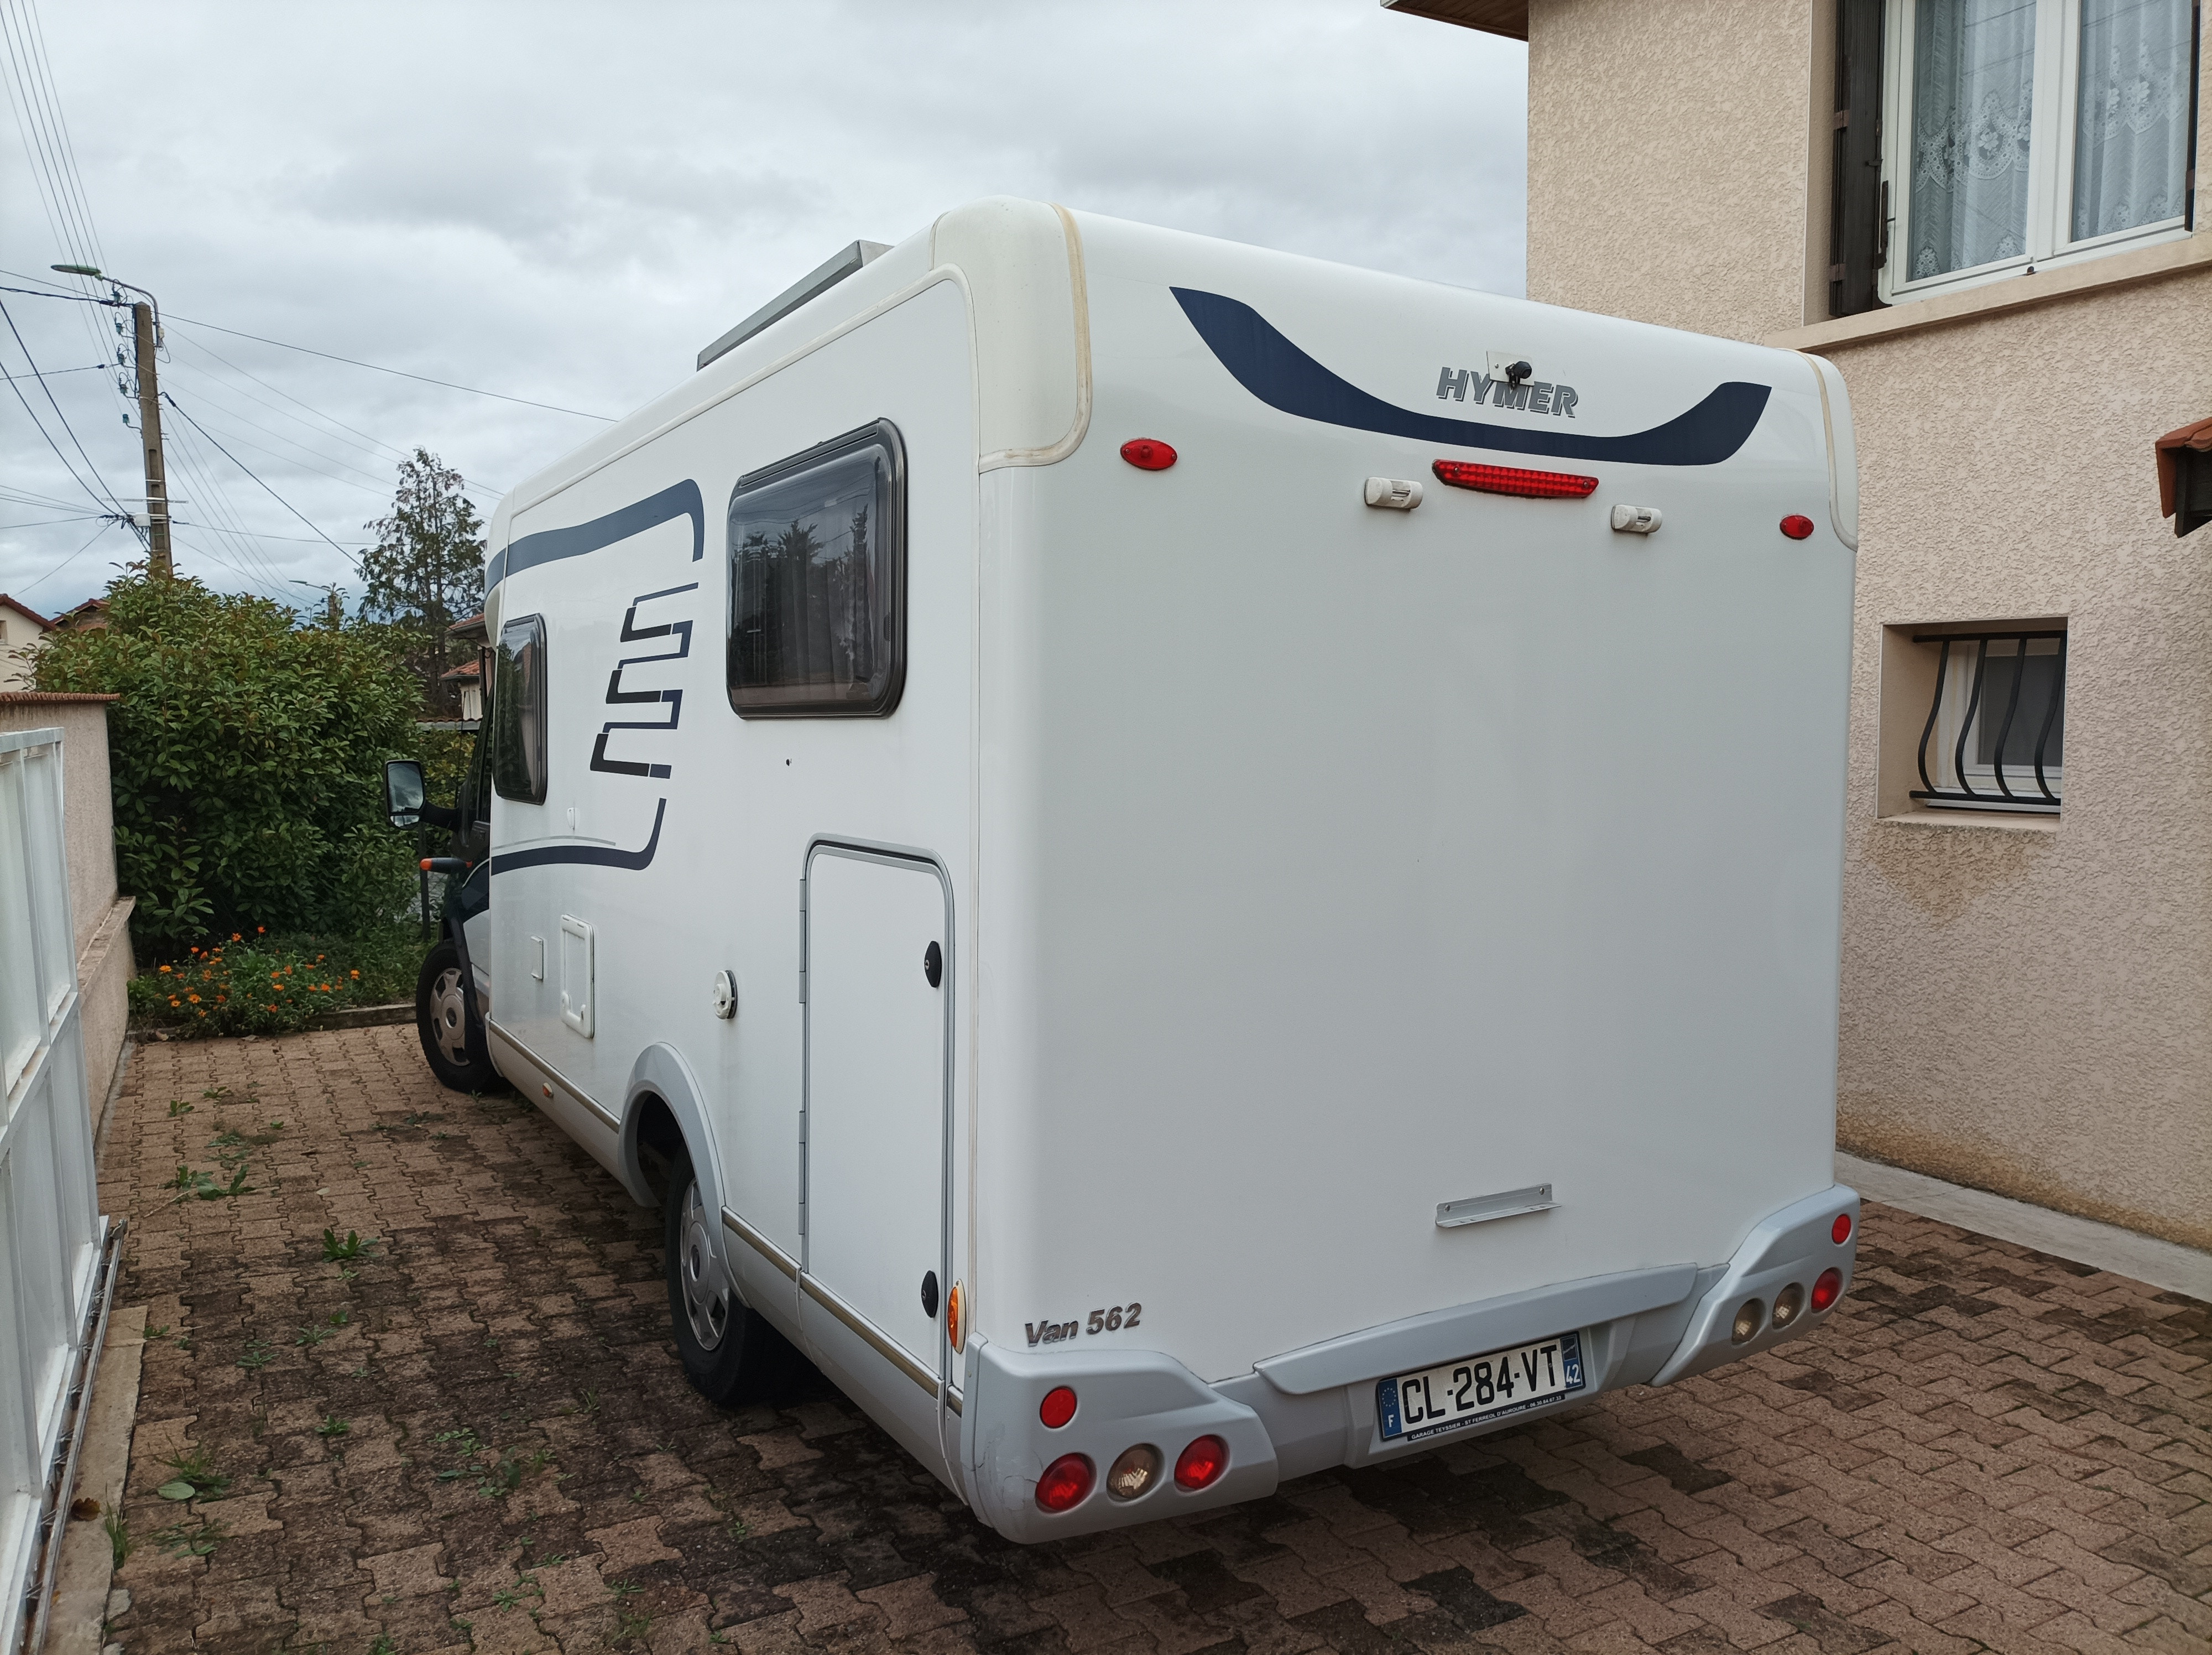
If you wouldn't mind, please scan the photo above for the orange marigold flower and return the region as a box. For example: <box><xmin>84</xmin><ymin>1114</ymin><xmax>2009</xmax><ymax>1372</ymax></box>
<box><xmin>231</xmin><ymin>933</ymin><xmax>242</xmax><ymax>941</ymax></box>
<box><xmin>187</xmin><ymin>994</ymin><xmax>200</xmax><ymax>1003</ymax></box>
<box><xmin>349</xmin><ymin>969</ymin><xmax>359</xmax><ymax>979</ymax></box>
<box><xmin>257</xmin><ymin>925</ymin><xmax>265</xmax><ymax>934</ymax></box>
<box><xmin>168</xmin><ymin>996</ymin><xmax>180</xmax><ymax>1007</ymax></box>
<box><xmin>158</xmin><ymin>964</ymin><xmax>172</xmax><ymax>974</ymax></box>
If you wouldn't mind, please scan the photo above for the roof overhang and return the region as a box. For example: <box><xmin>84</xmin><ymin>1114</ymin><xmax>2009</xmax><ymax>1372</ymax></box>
<box><xmin>1381</xmin><ymin>0</ymin><xmax>1527</xmax><ymax>41</ymax></box>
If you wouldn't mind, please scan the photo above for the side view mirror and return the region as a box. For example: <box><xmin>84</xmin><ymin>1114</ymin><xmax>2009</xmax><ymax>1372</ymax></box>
<box><xmin>384</xmin><ymin>758</ymin><xmax>427</xmax><ymax>829</ymax></box>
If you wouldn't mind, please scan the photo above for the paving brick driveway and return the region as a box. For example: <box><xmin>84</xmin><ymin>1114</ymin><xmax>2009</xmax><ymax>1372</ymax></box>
<box><xmin>98</xmin><ymin>1027</ymin><xmax>2208</xmax><ymax>1655</ymax></box>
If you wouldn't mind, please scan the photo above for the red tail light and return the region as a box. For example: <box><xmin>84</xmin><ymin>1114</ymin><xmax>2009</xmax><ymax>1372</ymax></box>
<box><xmin>1431</xmin><ymin>460</ymin><xmax>1598</xmax><ymax>499</ymax></box>
<box><xmin>1811</xmin><ymin>1267</ymin><xmax>1844</xmax><ymax>1312</ymax></box>
<box><xmin>1039</xmin><ymin>1386</ymin><xmax>1077</xmax><ymax>1429</ymax></box>
<box><xmin>1173</xmin><ymin>1435</ymin><xmax>1228</xmax><ymax>1491</ymax></box>
<box><xmin>1832</xmin><ymin>1213</ymin><xmax>1853</xmax><ymax>1245</ymax></box>
<box><xmin>1035</xmin><ymin>1453</ymin><xmax>1094</xmax><ymax>1512</ymax></box>
<box><xmin>1120</xmin><ymin>439</ymin><xmax>1177</xmax><ymax>470</ymax></box>
<box><xmin>1780</xmin><ymin>514</ymin><xmax>1815</xmax><ymax>539</ymax></box>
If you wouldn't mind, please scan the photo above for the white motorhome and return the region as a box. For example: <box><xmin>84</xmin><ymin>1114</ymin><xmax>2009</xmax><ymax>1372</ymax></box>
<box><xmin>387</xmin><ymin>197</ymin><xmax>1862</xmax><ymax>1542</ymax></box>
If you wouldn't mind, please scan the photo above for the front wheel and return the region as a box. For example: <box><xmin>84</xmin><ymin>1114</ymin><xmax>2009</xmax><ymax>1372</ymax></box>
<box><xmin>665</xmin><ymin>1152</ymin><xmax>802</xmax><ymax>1406</ymax></box>
<box><xmin>415</xmin><ymin>938</ymin><xmax>498</xmax><ymax>1092</ymax></box>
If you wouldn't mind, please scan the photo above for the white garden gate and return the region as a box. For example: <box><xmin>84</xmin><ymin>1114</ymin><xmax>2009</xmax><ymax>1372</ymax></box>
<box><xmin>0</xmin><ymin>726</ymin><xmax>108</xmax><ymax>1651</ymax></box>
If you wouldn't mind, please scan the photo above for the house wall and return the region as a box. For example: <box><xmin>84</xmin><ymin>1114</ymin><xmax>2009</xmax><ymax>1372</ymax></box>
<box><xmin>0</xmin><ymin>695</ymin><xmax>134</xmax><ymax>1138</ymax></box>
<box><xmin>0</xmin><ymin>610</ymin><xmax>49</xmax><ymax>691</ymax></box>
<box><xmin>1524</xmin><ymin>0</ymin><xmax>2212</xmax><ymax>1248</ymax></box>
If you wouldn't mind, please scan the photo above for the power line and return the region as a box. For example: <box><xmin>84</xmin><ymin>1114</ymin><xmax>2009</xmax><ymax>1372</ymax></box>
<box><xmin>12</xmin><ymin>515</ymin><xmax>119</xmax><ymax>596</ymax></box>
<box><xmin>163</xmin><ymin>392</ymin><xmax>361</xmax><ymax>570</ymax></box>
<box><xmin>0</xmin><ymin>298</ymin><xmax>123</xmax><ymax>513</ymax></box>
<box><xmin>161</xmin><ymin>314</ymin><xmax>615</xmax><ymax>420</ymax></box>
<box><xmin>161</xmin><ymin>415</ymin><xmax>302</xmax><ymax>596</ymax></box>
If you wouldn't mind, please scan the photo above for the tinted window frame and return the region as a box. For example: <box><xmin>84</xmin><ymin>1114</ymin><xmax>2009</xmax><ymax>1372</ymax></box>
<box><xmin>491</xmin><ymin>613</ymin><xmax>549</xmax><ymax>804</ymax></box>
<box><xmin>724</xmin><ymin>419</ymin><xmax>907</xmax><ymax>720</ymax></box>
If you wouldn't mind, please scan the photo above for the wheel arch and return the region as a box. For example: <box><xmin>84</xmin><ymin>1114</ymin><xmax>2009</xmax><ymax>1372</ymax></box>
<box><xmin>622</xmin><ymin>1044</ymin><xmax>725</xmax><ymax>1219</ymax></box>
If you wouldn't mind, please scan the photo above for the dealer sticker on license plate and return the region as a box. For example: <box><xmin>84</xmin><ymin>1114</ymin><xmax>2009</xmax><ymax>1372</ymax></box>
<box><xmin>1376</xmin><ymin>1330</ymin><xmax>1585</xmax><ymax>1443</ymax></box>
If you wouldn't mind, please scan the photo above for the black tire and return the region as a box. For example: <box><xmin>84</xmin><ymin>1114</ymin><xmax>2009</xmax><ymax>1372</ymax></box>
<box><xmin>665</xmin><ymin>1151</ymin><xmax>803</xmax><ymax>1406</ymax></box>
<box><xmin>415</xmin><ymin>938</ymin><xmax>499</xmax><ymax>1092</ymax></box>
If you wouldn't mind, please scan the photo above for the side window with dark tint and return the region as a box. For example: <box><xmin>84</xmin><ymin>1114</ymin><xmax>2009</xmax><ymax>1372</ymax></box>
<box><xmin>726</xmin><ymin>420</ymin><xmax>905</xmax><ymax>718</ymax></box>
<box><xmin>491</xmin><ymin>615</ymin><xmax>548</xmax><ymax>803</ymax></box>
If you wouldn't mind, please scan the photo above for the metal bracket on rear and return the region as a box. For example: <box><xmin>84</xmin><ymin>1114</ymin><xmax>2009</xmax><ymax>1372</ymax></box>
<box><xmin>1436</xmin><ymin>1184</ymin><xmax>1556</xmax><ymax>1229</ymax></box>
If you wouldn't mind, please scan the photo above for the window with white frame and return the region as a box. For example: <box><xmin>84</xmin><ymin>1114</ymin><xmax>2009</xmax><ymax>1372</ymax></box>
<box><xmin>1882</xmin><ymin>0</ymin><xmax>2198</xmax><ymax>301</ymax></box>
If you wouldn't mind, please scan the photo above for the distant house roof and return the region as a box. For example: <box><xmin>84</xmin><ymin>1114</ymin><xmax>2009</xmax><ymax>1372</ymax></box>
<box><xmin>0</xmin><ymin>594</ymin><xmax>56</xmax><ymax>631</ymax></box>
<box><xmin>1381</xmin><ymin>0</ymin><xmax>1525</xmax><ymax>40</ymax></box>
<box><xmin>440</xmin><ymin>658</ymin><xmax>483</xmax><ymax>683</ymax></box>
<box><xmin>54</xmin><ymin>597</ymin><xmax>109</xmax><ymax>629</ymax></box>
<box><xmin>448</xmin><ymin>612</ymin><xmax>487</xmax><ymax>641</ymax></box>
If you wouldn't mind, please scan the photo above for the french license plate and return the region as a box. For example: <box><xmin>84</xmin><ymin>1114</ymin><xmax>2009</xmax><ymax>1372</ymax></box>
<box><xmin>1376</xmin><ymin>1330</ymin><xmax>1584</xmax><ymax>1443</ymax></box>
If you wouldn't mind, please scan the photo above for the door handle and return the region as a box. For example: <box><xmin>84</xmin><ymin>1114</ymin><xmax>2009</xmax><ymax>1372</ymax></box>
<box><xmin>923</xmin><ymin>941</ymin><xmax>942</xmax><ymax>988</ymax></box>
<box><xmin>920</xmin><ymin>1271</ymin><xmax>940</xmax><ymax>1318</ymax></box>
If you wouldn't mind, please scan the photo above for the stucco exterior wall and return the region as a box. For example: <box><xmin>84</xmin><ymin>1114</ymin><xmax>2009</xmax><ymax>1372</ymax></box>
<box><xmin>1517</xmin><ymin>0</ymin><xmax>2212</xmax><ymax>1247</ymax></box>
<box><xmin>1526</xmin><ymin>0</ymin><xmax>1818</xmax><ymax>342</ymax></box>
<box><xmin>1826</xmin><ymin>272</ymin><xmax>2212</xmax><ymax>1250</ymax></box>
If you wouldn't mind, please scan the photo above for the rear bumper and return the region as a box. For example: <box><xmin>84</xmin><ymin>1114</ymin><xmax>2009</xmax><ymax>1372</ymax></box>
<box><xmin>959</xmin><ymin>1185</ymin><xmax>1859</xmax><ymax>1543</ymax></box>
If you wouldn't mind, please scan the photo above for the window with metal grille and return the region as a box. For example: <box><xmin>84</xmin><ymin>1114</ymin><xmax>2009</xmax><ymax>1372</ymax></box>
<box><xmin>1911</xmin><ymin>629</ymin><xmax>2067</xmax><ymax>814</ymax></box>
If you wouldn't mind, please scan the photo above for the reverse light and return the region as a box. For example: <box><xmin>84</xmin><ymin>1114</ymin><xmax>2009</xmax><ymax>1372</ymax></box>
<box><xmin>1811</xmin><ymin>1267</ymin><xmax>1845</xmax><ymax>1312</ymax></box>
<box><xmin>1120</xmin><ymin>438</ymin><xmax>1177</xmax><ymax>470</ymax></box>
<box><xmin>1173</xmin><ymin>1435</ymin><xmax>1228</xmax><ymax>1491</ymax></box>
<box><xmin>1771</xmin><ymin>1283</ymin><xmax>1806</xmax><ymax>1329</ymax></box>
<box><xmin>1832</xmin><ymin>1212</ymin><xmax>1853</xmax><ymax>1245</ymax></box>
<box><xmin>1107</xmin><ymin>1444</ymin><xmax>1161</xmax><ymax>1500</ymax></box>
<box><xmin>1780</xmin><ymin>514</ymin><xmax>1815</xmax><ymax>539</ymax></box>
<box><xmin>1730</xmin><ymin>1299</ymin><xmax>1765</xmax><ymax>1344</ymax></box>
<box><xmin>1431</xmin><ymin>459</ymin><xmax>1598</xmax><ymax>499</ymax></box>
<box><xmin>1035</xmin><ymin>1453</ymin><xmax>1094</xmax><ymax>1513</ymax></box>
<box><xmin>1040</xmin><ymin>1386</ymin><xmax>1077</xmax><ymax>1429</ymax></box>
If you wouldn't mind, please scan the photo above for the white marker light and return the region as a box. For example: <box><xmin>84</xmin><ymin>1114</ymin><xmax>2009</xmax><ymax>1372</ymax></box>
<box><xmin>1364</xmin><ymin>477</ymin><xmax>1422</xmax><ymax>511</ymax></box>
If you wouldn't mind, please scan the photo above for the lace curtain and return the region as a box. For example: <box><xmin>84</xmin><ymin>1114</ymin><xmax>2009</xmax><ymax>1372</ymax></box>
<box><xmin>1910</xmin><ymin>0</ymin><xmax>2037</xmax><ymax>281</ymax></box>
<box><xmin>2073</xmin><ymin>0</ymin><xmax>2193</xmax><ymax>241</ymax></box>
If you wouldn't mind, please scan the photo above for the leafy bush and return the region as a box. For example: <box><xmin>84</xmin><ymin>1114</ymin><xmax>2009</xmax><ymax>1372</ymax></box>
<box><xmin>35</xmin><ymin>571</ymin><xmax>426</xmax><ymax>950</ymax></box>
<box><xmin>129</xmin><ymin>928</ymin><xmax>428</xmax><ymax>1038</ymax></box>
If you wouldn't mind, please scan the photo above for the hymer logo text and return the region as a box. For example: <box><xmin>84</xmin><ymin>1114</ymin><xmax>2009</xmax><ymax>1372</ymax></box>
<box><xmin>1437</xmin><ymin>368</ymin><xmax>1579</xmax><ymax>419</ymax></box>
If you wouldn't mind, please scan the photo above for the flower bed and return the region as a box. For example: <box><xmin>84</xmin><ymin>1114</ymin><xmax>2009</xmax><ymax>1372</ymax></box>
<box><xmin>131</xmin><ymin>928</ymin><xmax>429</xmax><ymax>1039</ymax></box>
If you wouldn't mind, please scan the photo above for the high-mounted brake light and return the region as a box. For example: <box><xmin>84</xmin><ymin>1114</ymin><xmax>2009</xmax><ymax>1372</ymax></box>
<box><xmin>1811</xmin><ymin>1267</ymin><xmax>1845</xmax><ymax>1312</ymax></box>
<box><xmin>1040</xmin><ymin>1386</ymin><xmax>1077</xmax><ymax>1429</ymax></box>
<box><xmin>1432</xmin><ymin>460</ymin><xmax>1598</xmax><ymax>499</ymax></box>
<box><xmin>1035</xmin><ymin>1453</ymin><xmax>1093</xmax><ymax>1512</ymax></box>
<box><xmin>1173</xmin><ymin>1435</ymin><xmax>1228</xmax><ymax>1491</ymax></box>
<box><xmin>1121</xmin><ymin>439</ymin><xmax>1177</xmax><ymax>470</ymax></box>
<box><xmin>1832</xmin><ymin>1213</ymin><xmax>1853</xmax><ymax>1245</ymax></box>
<box><xmin>1780</xmin><ymin>514</ymin><xmax>1815</xmax><ymax>539</ymax></box>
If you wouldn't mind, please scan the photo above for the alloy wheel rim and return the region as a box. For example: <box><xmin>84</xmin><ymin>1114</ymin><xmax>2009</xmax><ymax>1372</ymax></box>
<box><xmin>679</xmin><ymin>1178</ymin><xmax>732</xmax><ymax>1351</ymax></box>
<box><xmin>430</xmin><ymin>966</ymin><xmax>469</xmax><ymax>1065</ymax></box>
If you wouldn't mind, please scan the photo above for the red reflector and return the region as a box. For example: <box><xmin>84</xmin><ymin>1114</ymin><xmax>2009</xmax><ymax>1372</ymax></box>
<box><xmin>1035</xmin><ymin>1453</ymin><xmax>1093</xmax><ymax>1512</ymax></box>
<box><xmin>1780</xmin><ymin>514</ymin><xmax>1815</xmax><ymax>539</ymax></box>
<box><xmin>1811</xmin><ymin>1267</ymin><xmax>1844</xmax><ymax>1312</ymax></box>
<box><xmin>1173</xmin><ymin>1435</ymin><xmax>1228</xmax><ymax>1491</ymax></box>
<box><xmin>1431</xmin><ymin>460</ymin><xmax>1598</xmax><ymax>499</ymax></box>
<box><xmin>419</xmin><ymin>858</ymin><xmax>434</xmax><ymax>871</ymax></box>
<box><xmin>1120</xmin><ymin>439</ymin><xmax>1177</xmax><ymax>470</ymax></box>
<box><xmin>1832</xmin><ymin>1213</ymin><xmax>1853</xmax><ymax>1245</ymax></box>
<box><xmin>1039</xmin><ymin>1386</ymin><xmax>1077</xmax><ymax>1429</ymax></box>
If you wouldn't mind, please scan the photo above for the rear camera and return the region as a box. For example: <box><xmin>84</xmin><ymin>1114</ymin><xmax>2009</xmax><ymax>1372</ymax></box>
<box><xmin>1772</xmin><ymin>1283</ymin><xmax>1806</xmax><ymax>1328</ymax></box>
<box><xmin>1107</xmin><ymin>1445</ymin><xmax>1161</xmax><ymax>1500</ymax></box>
<box><xmin>1731</xmin><ymin>1298</ymin><xmax>1766</xmax><ymax>1344</ymax></box>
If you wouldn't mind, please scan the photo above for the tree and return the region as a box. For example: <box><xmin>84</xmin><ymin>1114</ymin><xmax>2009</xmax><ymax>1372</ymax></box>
<box><xmin>360</xmin><ymin>448</ymin><xmax>484</xmax><ymax>715</ymax></box>
<box><xmin>35</xmin><ymin>570</ymin><xmax>422</xmax><ymax>949</ymax></box>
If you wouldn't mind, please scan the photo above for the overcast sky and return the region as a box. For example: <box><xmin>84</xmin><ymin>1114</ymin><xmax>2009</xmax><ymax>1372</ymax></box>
<box><xmin>1</xmin><ymin>1</ymin><xmax>1525</xmax><ymax>616</ymax></box>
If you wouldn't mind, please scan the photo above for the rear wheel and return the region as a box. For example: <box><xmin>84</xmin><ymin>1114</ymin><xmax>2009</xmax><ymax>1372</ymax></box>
<box><xmin>415</xmin><ymin>938</ymin><xmax>498</xmax><ymax>1092</ymax></box>
<box><xmin>665</xmin><ymin>1151</ymin><xmax>801</xmax><ymax>1405</ymax></box>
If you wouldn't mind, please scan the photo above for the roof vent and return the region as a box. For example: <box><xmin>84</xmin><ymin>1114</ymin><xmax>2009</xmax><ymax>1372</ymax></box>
<box><xmin>697</xmin><ymin>240</ymin><xmax>890</xmax><ymax>371</ymax></box>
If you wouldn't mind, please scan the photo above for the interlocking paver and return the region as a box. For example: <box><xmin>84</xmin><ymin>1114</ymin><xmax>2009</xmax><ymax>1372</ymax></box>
<box><xmin>97</xmin><ymin>1026</ymin><xmax>2210</xmax><ymax>1653</ymax></box>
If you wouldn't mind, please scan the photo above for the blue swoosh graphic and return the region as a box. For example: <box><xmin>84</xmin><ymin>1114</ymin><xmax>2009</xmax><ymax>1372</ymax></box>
<box><xmin>1170</xmin><ymin>288</ymin><xmax>1770</xmax><ymax>467</ymax></box>
<box><xmin>488</xmin><ymin>480</ymin><xmax>703</xmax><ymax>589</ymax></box>
<box><xmin>491</xmin><ymin>798</ymin><xmax>666</xmax><ymax>876</ymax></box>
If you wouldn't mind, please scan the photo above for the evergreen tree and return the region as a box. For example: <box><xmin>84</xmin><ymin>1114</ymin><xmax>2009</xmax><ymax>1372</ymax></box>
<box><xmin>360</xmin><ymin>449</ymin><xmax>484</xmax><ymax>714</ymax></box>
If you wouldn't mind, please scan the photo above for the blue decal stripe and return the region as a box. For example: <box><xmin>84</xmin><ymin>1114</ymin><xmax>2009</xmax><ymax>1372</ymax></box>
<box><xmin>488</xmin><ymin>480</ymin><xmax>704</xmax><ymax>589</ymax></box>
<box><xmin>1168</xmin><ymin>288</ymin><xmax>1770</xmax><ymax>467</ymax></box>
<box><xmin>491</xmin><ymin>798</ymin><xmax>666</xmax><ymax>876</ymax></box>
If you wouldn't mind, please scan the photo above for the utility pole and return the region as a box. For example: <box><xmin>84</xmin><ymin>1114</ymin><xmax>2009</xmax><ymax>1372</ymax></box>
<box><xmin>131</xmin><ymin>300</ymin><xmax>172</xmax><ymax>578</ymax></box>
